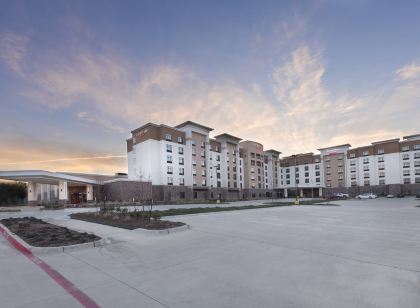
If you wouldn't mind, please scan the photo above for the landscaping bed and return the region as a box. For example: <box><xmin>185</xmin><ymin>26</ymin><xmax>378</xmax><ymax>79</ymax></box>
<box><xmin>0</xmin><ymin>217</ymin><xmax>100</xmax><ymax>247</ymax></box>
<box><xmin>71</xmin><ymin>212</ymin><xmax>185</xmax><ymax>230</ymax></box>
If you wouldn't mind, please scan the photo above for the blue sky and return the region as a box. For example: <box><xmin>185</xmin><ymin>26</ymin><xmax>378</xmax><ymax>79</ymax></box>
<box><xmin>1</xmin><ymin>0</ymin><xmax>420</xmax><ymax>173</ymax></box>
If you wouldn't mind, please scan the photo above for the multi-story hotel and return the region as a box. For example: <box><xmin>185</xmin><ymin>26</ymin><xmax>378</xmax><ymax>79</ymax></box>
<box><xmin>126</xmin><ymin>121</ymin><xmax>420</xmax><ymax>201</ymax></box>
<box><xmin>1</xmin><ymin>120</ymin><xmax>419</xmax><ymax>204</ymax></box>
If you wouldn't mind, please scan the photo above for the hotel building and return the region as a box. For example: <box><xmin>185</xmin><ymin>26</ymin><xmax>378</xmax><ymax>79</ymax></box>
<box><xmin>2</xmin><ymin>120</ymin><xmax>419</xmax><ymax>204</ymax></box>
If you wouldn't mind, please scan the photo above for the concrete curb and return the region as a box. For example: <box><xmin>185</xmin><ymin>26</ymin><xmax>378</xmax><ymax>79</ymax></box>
<box><xmin>0</xmin><ymin>222</ymin><xmax>109</xmax><ymax>254</ymax></box>
<box><xmin>133</xmin><ymin>224</ymin><xmax>191</xmax><ymax>235</ymax></box>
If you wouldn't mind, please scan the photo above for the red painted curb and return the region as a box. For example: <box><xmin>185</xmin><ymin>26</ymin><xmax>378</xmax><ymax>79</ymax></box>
<box><xmin>0</xmin><ymin>225</ymin><xmax>100</xmax><ymax>308</ymax></box>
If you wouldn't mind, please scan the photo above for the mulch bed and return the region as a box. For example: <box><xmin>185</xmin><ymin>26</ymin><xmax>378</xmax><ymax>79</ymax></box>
<box><xmin>70</xmin><ymin>212</ymin><xmax>185</xmax><ymax>230</ymax></box>
<box><xmin>0</xmin><ymin>217</ymin><xmax>100</xmax><ymax>247</ymax></box>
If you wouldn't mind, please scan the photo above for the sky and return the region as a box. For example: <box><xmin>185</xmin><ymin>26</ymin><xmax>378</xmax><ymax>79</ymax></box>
<box><xmin>1</xmin><ymin>0</ymin><xmax>420</xmax><ymax>174</ymax></box>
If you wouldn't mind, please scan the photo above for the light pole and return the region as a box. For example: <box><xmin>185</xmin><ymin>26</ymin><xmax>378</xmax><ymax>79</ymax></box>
<box><xmin>294</xmin><ymin>154</ymin><xmax>299</xmax><ymax>205</ymax></box>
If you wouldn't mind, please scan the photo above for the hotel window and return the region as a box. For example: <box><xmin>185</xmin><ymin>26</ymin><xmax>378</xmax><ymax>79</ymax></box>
<box><xmin>305</xmin><ymin>172</ymin><xmax>309</xmax><ymax>177</ymax></box>
<box><xmin>363</xmin><ymin>165</ymin><xmax>369</xmax><ymax>171</ymax></box>
<box><xmin>251</xmin><ymin>160</ymin><xmax>255</xmax><ymax>166</ymax></box>
<box><xmin>216</xmin><ymin>155</ymin><xmax>220</xmax><ymax>162</ymax></box>
<box><xmin>179</xmin><ymin>178</ymin><xmax>184</xmax><ymax>186</ymax></box>
<box><xmin>304</xmin><ymin>166</ymin><xmax>309</xmax><ymax>171</ymax></box>
<box><xmin>378</xmin><ymin>164</ymin><xmax>385</xmax><ymax>170</ymax></box>
<box><xmin>192</xmin><ymin>168</ymin><xmax>196</xmax><ymax>176</ymax></box>
<box><xmin>192</xmin><ymin>159</ymin><xmax>196</xmax><ymax>166</ymax></box>
<box><xmin>379</xmin><ymin>171</ymin><xmax>385</xmax><ymax>178</ymax></box>
<box><xmin>286</xmin><ymin>180</ymin><xmax>290</xmax><ymax>185</ymax></box>
<box><xmin>165</xmin><ymin>134</ymin><xmax>172</xmax><ymax>141</ymax></box>
<box><xmin>415</xmin><ymin>169</ymin><xmax>420</xmax><ymax>175</ymax></box>
<box><xmin>378</xmin><ymin>156</ymin><xmax>384</xmax><ymax>163</ymax></box>
<box><xmin>179</xmin><ymin>168</ymin><xmax>184</xmax><ymax>175</ymax></box>
<box><xmin>379</xmin><ymin>179</ymin><xmax>385</xmax><ymax>185</ymax></box>
<box><xmin>201</xmin><ymin>141</ymin><xmax>205</xmax><ymax>148</ymax></box>
<box><xmin>316</xmin><ymin>178</ymin><xmax>320</xmax><ymax>183</ymax></box>
<box><xmin>295</xmin><ymin>167</ymin><xmax>299</xmax><ymax>172</ymax></box>
<box><xmin>251</xmin><ymin>153</ymin><xmax>255</xmax><ymax>158</ymax></box>
<box><xmin>404</xmin><ymin>178</ymin><xmax>411</xmax><ymax>184</ymax></box>
<box><xmin>402</xmin><ymin>146</ymin><xmax>409</xmax><ymax>152</ymax></box>
<box><xmin>377</xmin><ymin>149</ymin><xmax>384</xmax><ymax>154</ymax></box>
<box><xmin>177</xmin><ymin>136</ymin><xmax>183</xmax><ymax>144</ymax></box>
<box><xmin>350</xmin><ymin>160</ymin><xmax>356</xmax><ymax>166</ymax></box>
<box><xmin>251</xmin><ymin>167</ymin><xmax>255</xmax><ymax>173</ymax></box>
<box><xmin>351</xmin><ymin>174</ymin><xmax>356</xmax><ymax>180</ymax></box>
<box><xmin>416</xmin><ymin>177</ymin><xmax>420</xmax><ymax>184</ymax></box>
<box><xmin>167</xmin><ymin>166</ymin><xmax>173</xmax><ymax>174</ymax></box>
<box><xmin>167</xmin><ymin>177</ymin><xmax>173</xmax><ymax>185</ymax></box>
<box><xmin>364</xmin><ymin>172</ymin><xmax>370</xmax><ymax>178</ymax></box>
<box><xmin>326</xmin><ymin>164</ymin><xmax>331</xmax><ymax>168</ymax></box>
<box><xmin>363</xmin><ymin>151</ymin><xmax>369</xmax><ymax>156</ymax></box>
<box><xmin>338</xmin><ymin>168</ymin><xmax>343</xmax><ymax>173</ymax></box>
<box><xmin>338</xmin><ymin>163</ymin><xmax>343</xmax><ymax>167</ymax></box>
<box><xmin>403</xmin><ymin>170</ymin><xmax>410</xmax><ymax>176</ymax></box>
<box><xmin>364</xmin><ymin>180</ymin><xmax>370</xmax><ymax>186</ymax></box>
<box><xmin>351</xmin><ymin>181</ymin><xmax>357</xmax><ymax>187</ymax></box>
<box><xmin>338</xmin><ymin>174</ymin><xmax>344</xmax><ymax>180</ymax></box>
<box><xmin>363</xmin><ymin>158</ymin><xmax>369</xmax><ymax>164</ymax></box>
<box><xmin>315</xmin><ymin>158</ymin><xmax>320</xmax><ymax>163</ymax></box>
<box><xmin>349</xmin><ymin>153</ymin><xmax>356</xmax><ymax>158</ymax></box>
<box><xmin>202</xmin><ymin>170</ymin><xmax>206</xmax><ymax>176</ymax></box>
<box><xmin>315</xmin><ymin>171</ymin><xmax>320</xmax><ymax>176</ymax></box>
<box><xmin>193</xmin><ymin>178</ymin><xmax>197</xmax><ymax>186</ymax></box>
<box><xmin>192</xmin><ymin>148</ymin><xmax>196</xmax><ymax>156</ymax></box>
<box><xmin>200</xmin><ymin>150</ymin><xmax>205</xmax><ymax>157</ymax></box>
<box><xmin>191</xmin><ymin>139</ymin><xmax>196</xmax><ymax>146</ymax></box>
<box><xmin>325</xmin><ymin>157</ymin><xmax>330</xmax><ymax>162</ymax></box>
<box><xmin>337</xmin><ymin>155</ymin><xmax>343</xmax><ymax>160</ymax></box>
<box><xmin>167</xmin><ymin>155</ymin><xmax>172</xmax><ymax>163</ymax></box>
<box><xmin>403</xmin><ymin>162</ymin><xmax>410</xmax><ymax>168</ymax></box>
<box><xmin>326</xmin><ymin>183</ymin><xmax>332</xmax><ymax>188</ymax></box>
<box><xmin>305</xmin><ymin>179</ymin><xmax>309</xmax><ymax>183</ymax></box>
<box><xmin>415</xmin><ymin>152</ymin><xmax>420</xmax><ymax>159</ymax></box>
<box><xmin>414</xmin><ymin>144</ymin><xmax>420</xmax><ymax>150</ymax></box>
<box><xmin>166</xmin><ymin>144</ymin><xmax>172</xmax><ymax>153</ymax></box>
<box><xmin>415</xmin><ymin>161</ymin><xmax>420</xmax><ymax>167</ymax></box>
<box><xmin>201</xmin><ymin>160</ymin><xmax>205</xmax><ymax>167</ymax></box>
<box><xmin>286</xmin><ymin>168</ymin><xmax>290</xmax><ymax>173</ymax></box>
<box><xmin>178</xmin><ymin>147</ymin><xmax>183</xmax><ymax>155</ymax></box>
<box><xmin>179</xmin><ymin>157</ymin><xmax>184</xmax><ymax>165</ymax></box>
<box><xmin>402</xmin><ymin>153</ymin><xmax>410</xmax><ymax>160</ymax></box>
<box><xmin>315</xmin><ymin>164</ymin><xmax>320</xmax><ymax>170</ymax></box>
<box><xmin>296</xmin><ymin>179</ymin><xmax>299</xmax><ymax>184</ymax></box>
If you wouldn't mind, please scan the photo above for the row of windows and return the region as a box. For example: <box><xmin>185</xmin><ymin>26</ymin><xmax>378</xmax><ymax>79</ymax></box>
<box><xmin>165</xmin><ymin>134</ymin><xmax>183</xmax><ymax>143</ymax></box>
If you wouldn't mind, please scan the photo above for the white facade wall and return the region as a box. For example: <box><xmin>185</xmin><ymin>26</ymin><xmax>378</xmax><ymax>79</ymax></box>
<box><xmin>280</xmin><ymin>161</ymin><xmax>323</xmax><ymax>189</ymax></box>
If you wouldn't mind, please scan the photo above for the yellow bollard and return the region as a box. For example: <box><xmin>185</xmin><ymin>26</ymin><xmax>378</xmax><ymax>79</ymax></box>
<box><xmin>294</xmin><ymin>197</ymin><xmax>300</xmax><ymax>205</ymax></box>
<box><xmin>216</xmin><ymin>199</ymin><xmax>220</xmax><ymax>204</ymax></box>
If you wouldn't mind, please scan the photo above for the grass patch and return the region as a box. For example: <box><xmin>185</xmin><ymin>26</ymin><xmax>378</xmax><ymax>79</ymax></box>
<box><xmin>0</xmin><ymin>208</ymin><xmax>21</xmax><ymax>213</ymax></box>
<box><xmin>262</xmin><ymin>199</ymin><xmax>339</xmax><ymax>206</ymax></box>
<box><xmin>149</xmin><ymin>200</ymin><xmax>338</xmax><ymax>217</ymax></box>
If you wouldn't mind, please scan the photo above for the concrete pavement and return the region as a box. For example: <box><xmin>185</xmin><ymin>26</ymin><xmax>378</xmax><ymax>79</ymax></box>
<box><xmin>1</xmin><ymin>197</ymin><xmax>420</xmax><ymax>307</ymax></box>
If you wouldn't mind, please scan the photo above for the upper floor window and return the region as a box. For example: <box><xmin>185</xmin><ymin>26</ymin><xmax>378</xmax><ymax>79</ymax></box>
<box><xmin>177</xmin><ymin>136</ymin><xmax>183</xmax><ymax>144</ymax></box>
<box><xmin>414</xmin><ymin>144</ymin><xmax>420</xmax><ymax>150</ymax></box>
<box><xmin>201</xmin><ymin>141</ymin><xmax>205</xmax><ymax>148</ymax></box>
<box><xmin>402</xmin><ymin>153</ymin><xmax>410</xmax><ymax>160</ymax></box>
<box><xmin>377</xmin><ymin>149</ymin><xmax>384</xmax><ymax>154</ymax></box>
<box><xmin>178</xmin><ymin>147</ymin><xmax>184</xmax><ymax>155</ymax></box>
<box><xmin>191</xmin><ymin>139</ymin><xmax>196</xmax><ymax>146</ymax></box>
<box><xmin>362</xmin><ymin>151</ymin><xmax>369</xmax><ymax>156</ymax></box>
<box><xmin>165</xmin><ymin>134</ymin><xmax>172</xmax><ymax>141</ymax></box>
<box><xmin>349</xmin><ymin>153</ymin><xmax>356</xmax><ymax>158</ymax></box>
<box><xmin>166</xmin><ymin>144</ymin><xmax>172</xmax><ymax>153</ymax></box>
<box><xmin>378</xmin><ymin>156</ymin><xmax>384</xmax><ymax>163</ymax></box>
<box><xmin>179</xmin><ymin>157</ymin><xmax>184</xmax><ymax>165</ymax></box>
<box><xmin>167</xmin><ymin>155</ymin><xmax>172</xmax><ymax>163</ymax></box>
<box><xmin>402</xmin><ymin>145</ymin><xmax>409</xmax><ymax>152</ymax></box>
<box><xmin>363</xmin><ymin>158</ymin><xmax>369</xmax><ymax>164</ymax></box>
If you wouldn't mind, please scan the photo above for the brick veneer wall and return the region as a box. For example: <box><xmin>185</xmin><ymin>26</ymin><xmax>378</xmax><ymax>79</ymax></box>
<box><xmin>104</xmin><ymin>181</ymin><xmax>152</xmax><ymax>202</ymax></box>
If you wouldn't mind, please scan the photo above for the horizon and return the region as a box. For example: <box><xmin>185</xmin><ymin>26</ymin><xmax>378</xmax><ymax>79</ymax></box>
<box><xmin>1</xmin><ymin>0</ymin><xmax>420</xmax><ymax>174</ymax></box>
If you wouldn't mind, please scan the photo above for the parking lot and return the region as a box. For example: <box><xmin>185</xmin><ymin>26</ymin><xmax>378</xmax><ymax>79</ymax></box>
<box><xmin>1</xmin><ymin>197</ymin><xmax>420</xmax><ymax>307</ymax></box>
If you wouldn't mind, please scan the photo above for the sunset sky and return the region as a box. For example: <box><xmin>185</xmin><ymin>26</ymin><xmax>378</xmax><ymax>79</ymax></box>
<box><xmin>1</xmin><ymin>0</ymin><xmax>420</xmax><ymax>174</ymax></box>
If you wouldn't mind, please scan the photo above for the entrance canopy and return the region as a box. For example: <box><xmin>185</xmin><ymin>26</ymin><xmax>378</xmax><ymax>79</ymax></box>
<box><xmin>0</xmin><ymin>170</ymin><xmax>99</xmax><ymax>186</ymax></box>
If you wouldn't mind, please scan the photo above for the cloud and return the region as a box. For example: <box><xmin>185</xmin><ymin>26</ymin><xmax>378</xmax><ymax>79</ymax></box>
<box><xmin>77</xmin><ymin>111</ymin><xmax>126</xmax><ymax>133</ymax></box>
<box><xmin>0</xmin><ymin>32</ymin><xmax>28</xmax><ymax>76</ymax></box>
<box><xmin>1</xmin><ymin>28</ymin><xmax>420</xmax><ymax>167</ymax></box>
<box><xmin>396</xmin><ymin>63</ymin><xmax>420</xmax><ymax>80</ymax></box>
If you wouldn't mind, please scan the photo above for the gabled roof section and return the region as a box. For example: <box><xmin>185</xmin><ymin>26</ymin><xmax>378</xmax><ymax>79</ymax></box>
<box><xmin>175</xmin><ymin>121</ymin><xmax>214</xmax><ymax>132</ymax></box>
<box><xmin>214</xmin><ymin>133</ymin><xmax>242</xmax><ymax>142</ymax></box>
